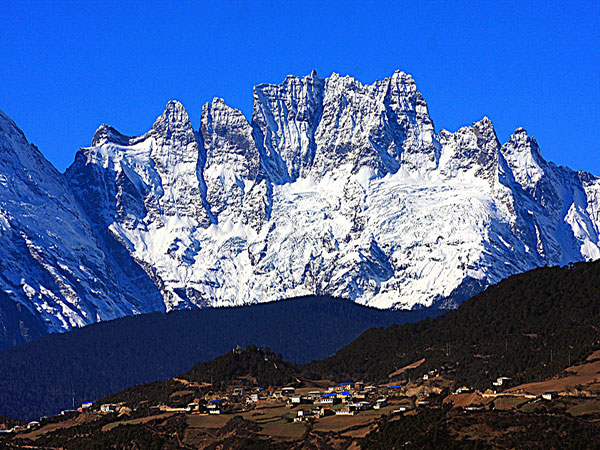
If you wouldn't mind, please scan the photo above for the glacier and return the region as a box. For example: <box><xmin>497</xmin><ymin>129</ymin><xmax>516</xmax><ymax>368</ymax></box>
<box><xmin>1</xmin><ymin>69</ymin><xmax>600</xmax><ymax>347</ymax></box>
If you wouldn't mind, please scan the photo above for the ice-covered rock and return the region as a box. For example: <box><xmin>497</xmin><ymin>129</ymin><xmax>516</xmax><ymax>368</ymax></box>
<box><xmin>2</xmin><ymin>70</ymin><xmax>600</xmax><ymax>347</ymax></box>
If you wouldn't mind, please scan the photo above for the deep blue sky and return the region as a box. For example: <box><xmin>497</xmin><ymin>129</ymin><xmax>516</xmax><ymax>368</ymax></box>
<box><xmin>1</xmin><ymin>1</ymin><xmax>598</xmax><ymax>173</ymax></box>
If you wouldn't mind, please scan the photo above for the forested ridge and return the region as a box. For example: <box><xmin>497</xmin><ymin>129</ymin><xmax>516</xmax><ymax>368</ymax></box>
<box><xmin>0</xmin><ymin>295</ymin><xmax>433</xmax><ymax>421</ymax></box>
<box><xmin>303</xmin><ymin>260</ymin><xmax>600</xmax><ymax>388</ymax></box>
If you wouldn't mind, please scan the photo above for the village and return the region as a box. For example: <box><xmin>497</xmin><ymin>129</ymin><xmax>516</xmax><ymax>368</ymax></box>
<box><xmin>3</xmin><ymin>351</ymin><xmax>599</xmax><ymax>443</ymax></box>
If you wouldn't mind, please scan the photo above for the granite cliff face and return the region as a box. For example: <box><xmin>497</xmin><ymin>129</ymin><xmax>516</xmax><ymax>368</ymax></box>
<box><xmin>1</xmin><ymin>70</ymin><xmax>600</xmax><ymax>347</ymax></box>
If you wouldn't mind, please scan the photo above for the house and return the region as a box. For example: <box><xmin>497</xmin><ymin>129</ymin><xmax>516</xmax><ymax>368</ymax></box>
<box><xmin>335</xmin><ymin>407</ymin><xmax>355</xmax><ymax>416</ymax></box>
<box><xmin>207</xmin><ymin>399</ymin><xmax>223</xmax><ymax>413</ymax></box>
<box><xmin>542</xmin><ymin>392</ymin><xmax>557</xmax><ymax>401</ymax></box>
<box><xmin>290</xmin><ymin>395</ymin><xmax>311</xmax><ymax>405</ymax></box>
<box><xmin>422</xmin><ymin>374</ymin><xmax>429</xmax><ymax>381</ymax></box>
<box><xmin>27</xmin><ymin>421</ymin><xmax>40</xmax><ymax>429</ymax></box>
<box><xmin>282</xmin><ymin>387</ymin><xmax>296</xmax><ymax>396</ymax></box>
<box><xmin>81</xmin><ymin>401</ymin><xmax>94</xmax><ymax>409</ymax></box>
<box><xmin>307</xmin><ymin>391</ymin><xmax>322</xmax><ymax>400</ymax></box>
<box><xmin>353</xmin><ymin>391</ymin><xmax>368</xmax><ymax>399</ymax></box>
<box><xmin>493</xmin><ymin>377</ymin><xmax>511</xmax><ymax>387</ymax></box>
<box><xmin>320</xmin><ymin>394</ymin><xmax>341</xmax><ymax>405</ymax></box>
<box><xmin>354</xmin><ymin>401</ymin><xmax>371</xmax><ymax>411</ymax></box>
<box><xmin>249</xmin><ymin>393</ymin><xmax>260</xmax><ymax>402</ymax></box>
<box><xmin>373</xmin><ymin>398</ymin><xmax>388</xmax><ymax>410</ymax></box>
<box><xmin>100</xmin><ymin>404</ymin><xmax>116</xmax><ymax>413</ymax></box>
<box><xmin>337</xmin><ymin>390</ymin><xmax>351</xmax><ymax>399</ymax></box>
<box><xmin>297</xmin><ymin>409</ymin><xmax>314</xmax><ymax>417</ymax></box>
<box><xmin>337</xmin><ymin>382</ymin><xmax>354</xmax><ymax>391</ymax></box>
<box><xmin>454</xmin><ymin>386</ymin><xmax>472</xmax><ymax>394</ymax></box>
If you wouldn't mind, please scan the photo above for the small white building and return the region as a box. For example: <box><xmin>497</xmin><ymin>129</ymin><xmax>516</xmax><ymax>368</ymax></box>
<box><xmin>307</xmin><ymin>391</ymin><xmax>322</xmax><ymax>399</ymax></box>
<box><xmin>493</xmin><ymin>377</ymin><xmax>511</xmax><ymax>387</ymax></box>
<box><xmin>542</xmin><ymin>392</ymin><xmax>557</xmax><ymax>401</ymax></box>
<box><xmin>281</xmin><ymin>387</ymin><xmax>296</xmax><ymax>396</ymax></box>
<box><xmin>100</xmin><ymin>404</ymin><xmax>116</xmax><ymax>413</ymax></box>
<box><xmin>320</xmin><ymin>395</ymin><xmax>340</xmax><ymax>405</ymax></box>
<box><xmin>454</xmin><ymin>386</ymin><xmax>472</xmax><ymax>394</ymax></box>
<box><xmin>373</xmin><ymin>398</ymin><xmax>388</xmax><ymax>409</ymax></box>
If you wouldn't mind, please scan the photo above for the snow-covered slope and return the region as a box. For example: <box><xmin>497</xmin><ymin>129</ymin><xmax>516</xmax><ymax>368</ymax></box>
<box><xmin>0</xmin><ymin>110</ymin><xmax>164</xmax><ymax>348</ymax></box>
<box><xmin>2</xmin><ymin>70</ymin><xmax>600</xmax><ymax>347</ymax></box>
<box><xmin>65</xmin><ymin>70</ymin><xmax>600</xmax><ymax>312</ymax></box>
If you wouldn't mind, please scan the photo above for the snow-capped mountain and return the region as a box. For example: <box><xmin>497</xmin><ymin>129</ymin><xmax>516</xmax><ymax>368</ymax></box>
<box><xmin>0</xmin><ymin>110</ymin><xmax>164</xmax><ymax>348</ymax></box>
<box><xmin>2</xmin><ymin>69</ymin><xmax>600</xmax><ymax>347</ymax></box>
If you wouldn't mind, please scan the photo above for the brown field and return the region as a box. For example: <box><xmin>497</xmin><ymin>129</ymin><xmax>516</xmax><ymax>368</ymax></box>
<box><xmin>314</xmin><ymin>414</ymin><xmax>374</xmax><ymax>431</ymax></box>
<box><xmin>388</xmin><ymin>358</ymin><xmax>425</xmax><ymax>378</ymax></box>
<box><xmin>102</xmin><ymin>412</ymin><xmax>177</xmax><ymax>431</ymax></box>
<box><xmin>186</xmin><ymin>413</ymin><xmax>230</xmax><ymax>429</ymax></box>
<box><xmin>444</xmin><ymin>393</ymin><xmax>490</xmax><ymax>408</ymax></box>
<box><xmin>492</xmin><ymin>397</ymin><xmax>529</xmax><ymax>410</ymax></box>
<box><xmin>14</xmin><ymin>418</ymin><xmax>82</xmax><ymax>441</ymax></box>
<box><xmin>507</xmin><ymin>350</ymin><xmax>600</xmax><ymax>396</ymax></box>
<box><xmin>341</xmin><ymin>424</ymin><xmax>377</xmax><ymax>438</ymax></box>
<box><xmin>259</xmin><ymin>421</ymin><xmax>306</xmax><ymax>438</ymax></box>
<box><xmin>566</xmin><ymin>401</ymin><xmax>600</xmax><ymax>417</ymax></box>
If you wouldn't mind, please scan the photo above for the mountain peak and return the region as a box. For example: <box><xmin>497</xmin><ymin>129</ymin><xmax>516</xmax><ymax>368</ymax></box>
<box><xmin>390</xmin><ymin>69</ymin><xmax>414</xmax><ymax>83</ymax></box>
<box><xmin>472</xmin><ymin>116</ymin><xmax>498</xmax><ymax>141</ymax></box>
<box><xmin>91</xmin><ymin>124</ymin><xmax>131</xmax><ymax>147</ymax></box>
<box><xmin>154</xmin><ymin>100</ymin><xmax>190</xmax><ymax>125</ymax></box>
<box><xmin>151</xmin><ymin>100</ymin><xmax>194</xmax><ymax>141</ymax></box>
<box><xmin>0</xmin><ymin>109</ymin><xmax>27</xmax><ymax>142</ymax></box>
<box><xmin>503</xmin><ymin>126</ymin><xmax>544</xmax><ymax>164</ymax></box>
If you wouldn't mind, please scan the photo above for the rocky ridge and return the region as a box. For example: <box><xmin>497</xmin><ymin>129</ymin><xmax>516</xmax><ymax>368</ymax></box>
<box><xmin>1</xmin><ymin>70</ymin><xmax>599</xmax><ymax>347</ymax></box>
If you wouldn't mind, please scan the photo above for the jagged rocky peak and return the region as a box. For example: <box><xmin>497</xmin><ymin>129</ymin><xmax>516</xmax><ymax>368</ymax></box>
<box><xmin>311</xmin><ymin>70</ymin><xmax>439</xmax><ymax>177</ymax></box>
<box><xmin>252</xmin><ymin>70</ymin><xmax>325</xmax><ymax>182</ymax></box>
<box><xmin>250</xmin><ymin>70</ymin><xmax>440</xmax><ymax>181</ymax></box>
<box><xmin>472</xmin><ymin>116</ymin><xmax>501</xmax><ymax>169</ymax></box>
<box><xmin>200</xmin><ymin>97</ymin><xmax>264</xmax><ymax>223</ymax></box>
<box><xmin>201</xmin><ymin>97</ymin><xmax>260</xmax><ymax>178</ymax></box>
<box><xmin>151</xmin><ymin>100</ymin><xmax>195</xmax><ymax>144</ymax></box>
<box><xmin>91</xmin><ymin>124</ymin><xmax>131</xmax><ymax>147</ymax></box>
<box><xmin>147</xmin><ymin>100</ymin><xmax>212</xmax><ymax>225</ymax></box>
<box><xmin>437</xmin><ymin>117</ymin><xmax>502</xmax><ymax>178</ymax></box>
<box><xmin>501</xmin><ymin>126</ymin><xmax>548</xmax><ymax>191</ymax></box>
<box><xmin>0</xmin><ymin>109</ymin><xmax>27</xmax><ymax>141</ymax></box>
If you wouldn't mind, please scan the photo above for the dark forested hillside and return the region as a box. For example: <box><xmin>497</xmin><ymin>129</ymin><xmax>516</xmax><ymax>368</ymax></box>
<box><xmin>303</xmin><ymin>261</ymin><xmax>600</xmax><ymax>388</ymax></box>
<box><xmin>0</xmin><ymin>295</ymin><xmax>435</xmax><ymax>421</ymax></box>
<box><xmin>182</xmin><ymin>345</ymin><xmax>298</xmax><ymax>389</ymax></box>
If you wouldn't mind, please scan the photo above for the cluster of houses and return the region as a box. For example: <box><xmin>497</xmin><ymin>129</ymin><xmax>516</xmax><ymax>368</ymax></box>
<box><xmin>235</xmin><ymin>382</ymin><xmax>414</xmax><ymax>422</ymax></box>
<box><xmin>2</xmin><ymin>370</ymin><xmax>582</xmax><ymax>436</ymax></box>
<box><xmin>147</xmin><ymin>380</ymin><xmax>417</xmax><ymax>420</ymax></box>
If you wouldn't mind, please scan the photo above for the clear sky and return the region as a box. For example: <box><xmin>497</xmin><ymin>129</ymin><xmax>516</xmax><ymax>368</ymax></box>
<box><xmin>1</xmin><ymin>1</ymin><xmax>598</xmax><ymax>173</ymax></box>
